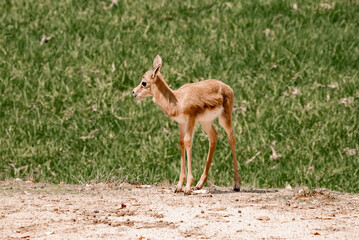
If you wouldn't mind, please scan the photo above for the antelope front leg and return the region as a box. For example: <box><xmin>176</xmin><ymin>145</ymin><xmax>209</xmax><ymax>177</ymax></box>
<box><xmin>183</xmin><ymin>118</ymin><xmax>196</xmax><ymax>195</ymax></box>
<box><xmin>175</xmin><ymin>124</ymin><xmax>186</xmax><ymax>193</ymax></box>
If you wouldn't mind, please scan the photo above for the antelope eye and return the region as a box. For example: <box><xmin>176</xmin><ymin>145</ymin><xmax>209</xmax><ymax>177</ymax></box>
<box><xmin>141</xmin><ymin>82</ymin><xmax>147</xmax><ymax>87</ymax></box>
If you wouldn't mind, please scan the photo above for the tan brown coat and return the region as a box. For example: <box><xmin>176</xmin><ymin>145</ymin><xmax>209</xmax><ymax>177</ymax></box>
<box><xmin>133</xmin><ymin>55</ymin><xmax>241</xmax><ymax>194</ymax></box>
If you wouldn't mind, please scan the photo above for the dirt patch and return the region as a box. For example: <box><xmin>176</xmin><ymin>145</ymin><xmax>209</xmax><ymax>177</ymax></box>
<box><xmin>1</xmin><ymin>180</ymin><xmax>359</xmax><ymax>239</ymax></box>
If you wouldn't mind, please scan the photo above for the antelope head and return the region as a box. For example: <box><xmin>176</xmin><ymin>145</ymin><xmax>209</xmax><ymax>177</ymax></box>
<box><xmin>132</xmin><ymin>55</ymin><xmax>162</xmax><ymax>98</ymax></box>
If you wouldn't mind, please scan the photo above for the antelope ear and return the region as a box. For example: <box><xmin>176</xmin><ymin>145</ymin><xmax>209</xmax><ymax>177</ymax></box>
<box><xmin>153</xmin><ymin>55</ymin><xmax>162</xmax><ymax>70</ymax></box>
<box><xmin>152</xmin><ymin>65</ymin><xmax>161</xmax><ymax>79</ymax></box>
<box><xmin>152</xmin><ymin>55</ymin><xmax>162</xmax><ymax>79</ymax></box>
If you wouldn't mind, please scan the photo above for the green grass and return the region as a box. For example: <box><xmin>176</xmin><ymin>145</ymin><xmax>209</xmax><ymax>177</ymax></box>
<box><xmin>0</xmin><ymin>0</ymin><xmax>358</xmax><ymax>192</ymax></box>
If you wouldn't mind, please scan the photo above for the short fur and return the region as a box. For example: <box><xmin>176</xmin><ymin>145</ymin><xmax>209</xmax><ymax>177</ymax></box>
<box><xmin>133</xmin><ymin>55</ymin><xmax>241</xmax><ymax>194</ymax></box>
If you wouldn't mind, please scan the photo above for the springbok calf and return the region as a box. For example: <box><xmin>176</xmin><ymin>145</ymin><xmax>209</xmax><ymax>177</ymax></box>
<box><xmin>132</xmin><ymin>55</ymin><xmax>241</xmax><ymax>194</ymax></box>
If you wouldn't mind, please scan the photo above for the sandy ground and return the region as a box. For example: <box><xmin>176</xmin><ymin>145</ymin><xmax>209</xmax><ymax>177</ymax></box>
<box><xmin>0</xmin><ymin>180</ymin><xmax>358</xmax><ymax>240</ymax></box>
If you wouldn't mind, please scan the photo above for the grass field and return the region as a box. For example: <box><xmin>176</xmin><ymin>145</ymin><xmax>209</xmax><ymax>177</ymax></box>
<box><xmin>0</xmin><ymin>0</ymin><xmax>358</xmax><ymax>192</ymax></box>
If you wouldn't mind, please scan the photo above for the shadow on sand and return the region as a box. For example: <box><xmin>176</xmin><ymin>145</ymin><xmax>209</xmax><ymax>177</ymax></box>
<box><xmin>192</xmin><ymin>187</ymin><xmax>279</xmax><ymax>195</ymax></box>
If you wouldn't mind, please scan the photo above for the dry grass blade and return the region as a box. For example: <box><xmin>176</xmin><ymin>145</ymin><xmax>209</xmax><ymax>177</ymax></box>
<box><xmin>246</xmin><ymin>152</ymin><xmax>261</xmax><ymax>164</ymax></box>
<box><xmin>40</xmin><ymin>35</ymin><xmax>54</xmax><ymax>45</ymax></box>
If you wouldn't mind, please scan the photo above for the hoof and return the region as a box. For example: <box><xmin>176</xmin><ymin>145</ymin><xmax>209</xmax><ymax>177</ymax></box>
<box><xmin>195</xmin><ymin>183</ymin><xmax>202</xmax><ymax>190</ymax></box>
<box><xmin>195</xmin><ymin>180</ymin><xmax>205</xmax><ymax>190</ymax></box>
<box><xmin>183</xmin><ymin>187</ymin><xmax>192</xmax><ymax>195</ymax></box>
<box><xmin>174</xmin><ymin>186</ymin><xmax>183</xmax><ymax>193</ymax></box>
<box><xmin>234</xmin><ymin>183</ymin><xmax>241</xmax><ymax>192</ymax></box>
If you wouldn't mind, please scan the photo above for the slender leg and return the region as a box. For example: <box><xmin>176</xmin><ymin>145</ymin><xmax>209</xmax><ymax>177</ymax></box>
<box><xmin>219</xmin><ymin>114</ymin><xmax>241</xmax><ymax>191</ymax></box>
<box><xmin>183</xmin><ymin>118</ymin><xmax>196</xmax><ymax>195</ymax></box>
<box><xmin>196</xmin><ymin>121</ymin><xmax>218</xmax><ymax>189</ymax></box>
<box><xmin>175</xmin><ymin>124</ymin><xmax>186</xmax><ymax>193</ymax></box>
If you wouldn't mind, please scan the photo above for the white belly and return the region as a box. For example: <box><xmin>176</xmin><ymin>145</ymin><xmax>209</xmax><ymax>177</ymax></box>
<box><xmin>171</xmin><ymin>107</ymin><xmax>223</xmax><ymax>125</ymax></box>
<box><xmin>196</xmin><ymin>107</ymin><xmax>223</xmax><ymax>122</ymax></box>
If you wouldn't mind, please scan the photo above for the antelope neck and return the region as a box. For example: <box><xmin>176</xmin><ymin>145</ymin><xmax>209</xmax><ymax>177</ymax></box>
<box><xmin>152</xmin><ymin>74</ymin><xmax>180</xmax><ymax>117</ymax></box>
